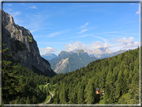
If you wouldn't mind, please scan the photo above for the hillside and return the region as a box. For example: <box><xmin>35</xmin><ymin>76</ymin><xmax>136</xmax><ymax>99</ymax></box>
<box><xmin>2</xmin><ymin>10</ymin><xmax>56</xmax><ymax>77</ymax></box>
<box><xmin>2</xmin><ymin>10</ymin><xmax>140</xmax><ymax>105</ymax></box>
<box><xmin>2</xmin><ymin>10</ymin><xmax>57</xmax><ymax>104</ymax></box>
<box><xmin>50</xmin><ymin>47</ymin><xmax>139</xmax><ymax>104</ymax></box>
<box><xmin>49</xmin><ymin>50</ymin><xmax>97</xmax><ymax>74</ymax></box>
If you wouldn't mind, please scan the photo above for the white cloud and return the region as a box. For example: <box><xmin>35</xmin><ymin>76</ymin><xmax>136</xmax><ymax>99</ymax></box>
<box><xmin>11</xmin><ymin>11</ymin><xmax>21</xmax><ymax>17</ymax></box>
<box><xmin>80</xmin><ymin>23</ymin><xmax>89</xmax><ymax>28</ymax></box>
<box><xmin>91</xmin><ymin>41</ymin><xmax>112</xmax><ymax>49</ymax></box>
<box><xmin>7</xmin><ymin>4</ymin><xmax>12</xmax><ymax>6</ymax></box>
<box><xmin>23</xmin><ymin>13</ymin><xmax>49</xmax><ymax>33</ymax></box>
<box><xmin>92</xmin><ymin>35</ymin><xmax>108</xmax><ymax>43</ymax></box>
<box><xmin>136</xmin><ymin>10</ymin><xmax>139</xmax><ymax>14</ymax></box>
<box><xmin>78</xmin><ymin>23</ymin><xmax>96</xmax><ymax>34</ymax></box>
<box><xmin>136</xmin><ymin>4</ymin><xmax>140</xmax><ymax>15</ymax></box>
<box><xmin>47</xmin><ymin>30</ymin><xmax>70</xmax><ymax>38</ymax></box>
<box><xmin>79</xmin><ymin>29</ymin><xmax>88</xmax><ymax>33</ymax></box>
<box><xmin>47</xmin><ymin>31</ymin><xmax>63</xmax><ymax>37</ymax></box>
<box><xmin>40</xmin><ymin>47</ymin><xmax>57</xmax><ymax>54</ymax></box>
<box><xmin>114</xmin><ymin>37</ymin><xmax>139</xmax><ymax>50</ymax></box>
<box><xmin>64</xmin><ymin>41</ymin><xmax>112</xmax><ymax>52</ymax></box>
<box><xmin>64</xmin><ymin>41</ymin><xmax>89</xmax><ymax>52</ymax></box>
<box><xmin>30</xmin><ymin>5</ymin><xmax>37</xmax><ymax>9</ymax></box>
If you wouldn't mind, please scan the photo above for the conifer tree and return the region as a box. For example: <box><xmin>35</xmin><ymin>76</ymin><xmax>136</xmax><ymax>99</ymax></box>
<box><xmin>32</xmin><ymin>95</ymin><xmax>36</xmax><ymax>104</ymax></box>
<box><xmin>77</xmin><ymin>85</ymin><xmax>83</xmax><ymax>104</ymax></box>
<box><xmin>26</xmin><ymin>96</ymin><xmax>30</xmax><ymax>104</ymax></box>
<box><xmin>2</xmin><ymin>44</ymin><xmax>20</xmax><ymax>103</ymax></box>
<box><xmin>84</xmin><ymin>79</ymin><xmax>95</xmax><ymax>104</ymax></box>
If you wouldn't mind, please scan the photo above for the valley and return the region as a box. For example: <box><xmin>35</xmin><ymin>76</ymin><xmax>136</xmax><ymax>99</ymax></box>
<box><xmin>1</xmin><ymin>8</ymin><xmax>140</xmax><ymax>105</ymax></box>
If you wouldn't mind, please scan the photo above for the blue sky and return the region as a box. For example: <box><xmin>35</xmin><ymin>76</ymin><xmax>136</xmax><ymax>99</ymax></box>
<box><xmin>3</xmin><ymin>2</ymin><xmax>140</xmax><ymax>55</ymax></box>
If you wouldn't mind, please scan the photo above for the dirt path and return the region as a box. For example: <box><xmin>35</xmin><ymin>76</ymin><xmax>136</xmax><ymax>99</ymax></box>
<box><xmin>43</xmin><ymin>92</ymin><xmax>53</xmax><ymax>104</ymax></box>
<box><xmin>42</xmin><ymin>83</ymin><xmax>54</xmax><ymax>104</ymax></box>
<box><xmin>44</xmin><ymin>83</ymin><xmax>49</xmax><ymax>88</ymax></box>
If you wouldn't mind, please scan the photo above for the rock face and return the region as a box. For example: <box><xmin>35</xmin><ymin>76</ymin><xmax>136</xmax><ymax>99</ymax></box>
<box><xmin>84</xmin><ymin>47</ymin><xmax>126</xmax><ymax>59</ymax></box>
<box><xmin>2</xmin><ymin>11</ymin><xmax>56</xmax><ymax>77</ymax></box>
<box><xmin>54</xmin><ymin>58</ymin><xmax>69</xmax><ymax>73</ymax></box>
<box><xmin>50</xmin><ymin>50</ymin><xmax>97</xmax><ymax>74</ymax></box>
<box><xmin>84</xmin><ymin>47</ymin><xmax>112</xmax><ymax>58</ymax></box>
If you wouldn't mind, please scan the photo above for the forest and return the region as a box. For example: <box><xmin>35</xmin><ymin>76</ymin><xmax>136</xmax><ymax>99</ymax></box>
<box><xmin>2</xmin><ymin>43</ymin><xmax>140</xmax><ymax>104</ymax></box>
<box><xmin>50</xmin><ymin>46</ymin><xmax>140</xmax><ymax>104</ymax></box>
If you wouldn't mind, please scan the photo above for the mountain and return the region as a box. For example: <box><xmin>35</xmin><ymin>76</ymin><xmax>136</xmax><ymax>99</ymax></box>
<box><xmin>42</xmin><ymin>53</ymin><xmax>57</xmax><ymax>60</ymax></box>
<box><xmin>49</xmin><ymin>51</ymin><xmax>74</xmax><ymax>63</ymax></box>
<box><xmin>2</xmin><ymin>10</ymin><xmax>56</xmax><ymax>77</ymax></box>
<box><xmin>84</xmin><ymin>47</ymin><xmax>112</xmax><ymax>58</ymax></box>
<box><xmin>97</xmin><ymin>49</ymin><xmax>127</xmax><ymax>59</ymax></box>
<box><xmin>84</xmin><ymin>47</ymin><xmax>126</xmax><ymax>59</ymax></box>
<box><xmin>50</xmin><ymin>49</ymin><xmax>97</xmax><ymax>74</ymax></box>
<box><xmin>50</xmin><ymin>47</ymin><xmax>139</xmax><ymax>104</ymax></box>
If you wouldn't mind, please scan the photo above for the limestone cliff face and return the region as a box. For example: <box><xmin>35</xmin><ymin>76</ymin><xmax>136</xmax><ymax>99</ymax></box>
<box><xmin>50</xmin><ymin>50</ymin><xmax>97</xmax><ymax>74</ymax></box>
<box><xmin>54</xmin><ymin>58</ymin><xmax>69</xmax><ymax>73</ymax></box>
<box><xmin>2</xmin><ymin>11</ymin><xmax>56</xmax><ymax>77</ymax></box>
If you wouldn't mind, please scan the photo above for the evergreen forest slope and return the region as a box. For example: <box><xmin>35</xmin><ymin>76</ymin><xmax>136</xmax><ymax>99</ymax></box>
<box><xmin>50</xmin><ymin>47</ymin><xmax>140</xmax><ymax>104</ymax></box>
<box><xmin>2</xmin><ymin>45</ymin><xmax>140</xmax><ymax>104</ymax></box>
<box><xmin>2</xmin><ymin>10</ymin><xmax>140</xmax><ymax>105</ymax></box>
<box><xmin>2</xmin><ymin>46</ymin><xmax>51</xmax><ymax>104</ymax></box>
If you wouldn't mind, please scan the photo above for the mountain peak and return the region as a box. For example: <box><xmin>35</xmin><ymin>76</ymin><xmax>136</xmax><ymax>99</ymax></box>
<box><xmin>3</xmin><ymin>10</ymin><xmax>56</xmax><ymax>77</ymax></box>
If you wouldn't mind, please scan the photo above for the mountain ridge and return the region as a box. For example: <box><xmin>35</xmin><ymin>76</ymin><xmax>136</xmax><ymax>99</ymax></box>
<box><xmin>50</xmin><ymin>50</ymin><xmax>97</xmax><ymax>74</ymax></box>
<box><xmin>2</xmin><ymin>10</ymin><xmax>56</xmax><ymax>77</ymax></box>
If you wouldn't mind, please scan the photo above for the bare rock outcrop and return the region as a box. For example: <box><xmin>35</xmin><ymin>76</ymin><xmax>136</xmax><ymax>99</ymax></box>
<box><xmin>2</xmin><ymin>11</ymin><xmax>56</xmax><ymax>77</ymax></box>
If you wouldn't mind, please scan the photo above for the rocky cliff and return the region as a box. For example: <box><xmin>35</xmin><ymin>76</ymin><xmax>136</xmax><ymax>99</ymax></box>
<box><xmin>50</xmin><ymin>50</ymin><xmax>97</xmax><ymax>74</ymax></box>
<box><xmin>2</xmin><ymin>11</ymin><xmax>56</xmax><ymax>77</ymax></box>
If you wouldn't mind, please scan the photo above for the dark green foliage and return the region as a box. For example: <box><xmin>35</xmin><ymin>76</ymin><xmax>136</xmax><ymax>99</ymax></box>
<box><xmin>3</xmin><ymin>42</ymin><xmax>139</xmax><ymax>104</ymax></box>
<box><xmin>2</xmin><ymin>44</ymin><xmax>51</xmax><ymax>104</ymax></box>
<box><xmin>2</xmin><ymin>45</ymin><xmax>21</xmax><ymax>103</ymax></box>
<box><xmin>27</xmin><ymin>35</ymin><xmax>33</xmax><ymax>42</ymax></box>
<box><xmin>50</xmin><ymin>47</ymin><xmax>139</xmax><ymax>104</ymax></box>
<box><xmin>26</xmin><ymin>96</ymin><xmax>30</xmax><ymax>104</ymax></box>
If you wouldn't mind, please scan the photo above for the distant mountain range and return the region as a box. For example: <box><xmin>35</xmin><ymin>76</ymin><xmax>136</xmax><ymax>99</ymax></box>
<box><xmin>42</xmin><ymin>53</ymin><xmax>57</xmax><ymax>60</ymax></box>
<box><xmin>42</xmin><ymin>48</ymin><xmax>127</xmax><ymax>74</ymax></box>
<box><xmin>48</xmin><ymin>50</ymin><xmax>97</xmax><ymax>74</ymax></box>
<box><xmin>42</xmin><ymin>47</ymin><xmax>126</xmax><ymax>60</ymax></box>
<box><xmin>84</xmin><ymin>47</ymin><xmax>127</xmax><ymax>59</ymax></box>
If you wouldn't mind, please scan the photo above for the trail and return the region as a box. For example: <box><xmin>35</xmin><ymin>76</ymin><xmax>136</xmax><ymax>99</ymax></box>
<box><xmin>43</xmin><ymin>92</ymin><xmax>53</xmax><ymax>104</ymax></box>
<box><xmin>42</xmin><ymin>83</ymin><xmax>54</xmax><ymax>104</ymax></box>
<box><xmin>44</xmin><ymin>83</ymin><xmax>49</xmax><ymax>88</ymax></box>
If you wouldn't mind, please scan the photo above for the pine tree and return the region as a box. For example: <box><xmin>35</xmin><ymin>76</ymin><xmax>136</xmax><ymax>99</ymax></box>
<box><xmin>19</xmin><ymin>98</ymin><xmax>24</xmax><ymax>104</ymax></box>
<box><xmin>14</xmin><ymin>96</ymin><xmax>20</xmax><ymax>104</ymax></box>
<box><xmin>77</xmin><ymin>85</ymin><xmax>83</xmax><ymax>104</ymax></box>
<box><xmin>26</xmin><ymin>96</ymin><xmax>30</xmax><ymax>104</ymax></box>
<box><xmin>32</xmin><ymin>95</ymin><xmax>36</xmax><ymax>104</ymax></box>
<box><xmin>59</xmin><ymin>82</ymin><xmax>67</xmax><ymax>104</ymax></box>
<box><xmin>2</xmin><ymin>44</ymin><xmax>21</xmax><ymax>103</ymax></box>
<box><xmin>84</xmin><ymin>79</ymin><xmax>95</xmax><ymax>104</ymax></box>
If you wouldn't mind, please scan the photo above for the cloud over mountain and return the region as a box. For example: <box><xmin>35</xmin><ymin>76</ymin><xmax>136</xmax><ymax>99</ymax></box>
<box><xmin>114</xmin><ymin>37</ymin><xmax>139</xmax><ymax>49</ymax></box>
<box><xmin>40</xmin><ymin>47</ymin><xmax>57</xmax><ymax>54</ymax></box>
